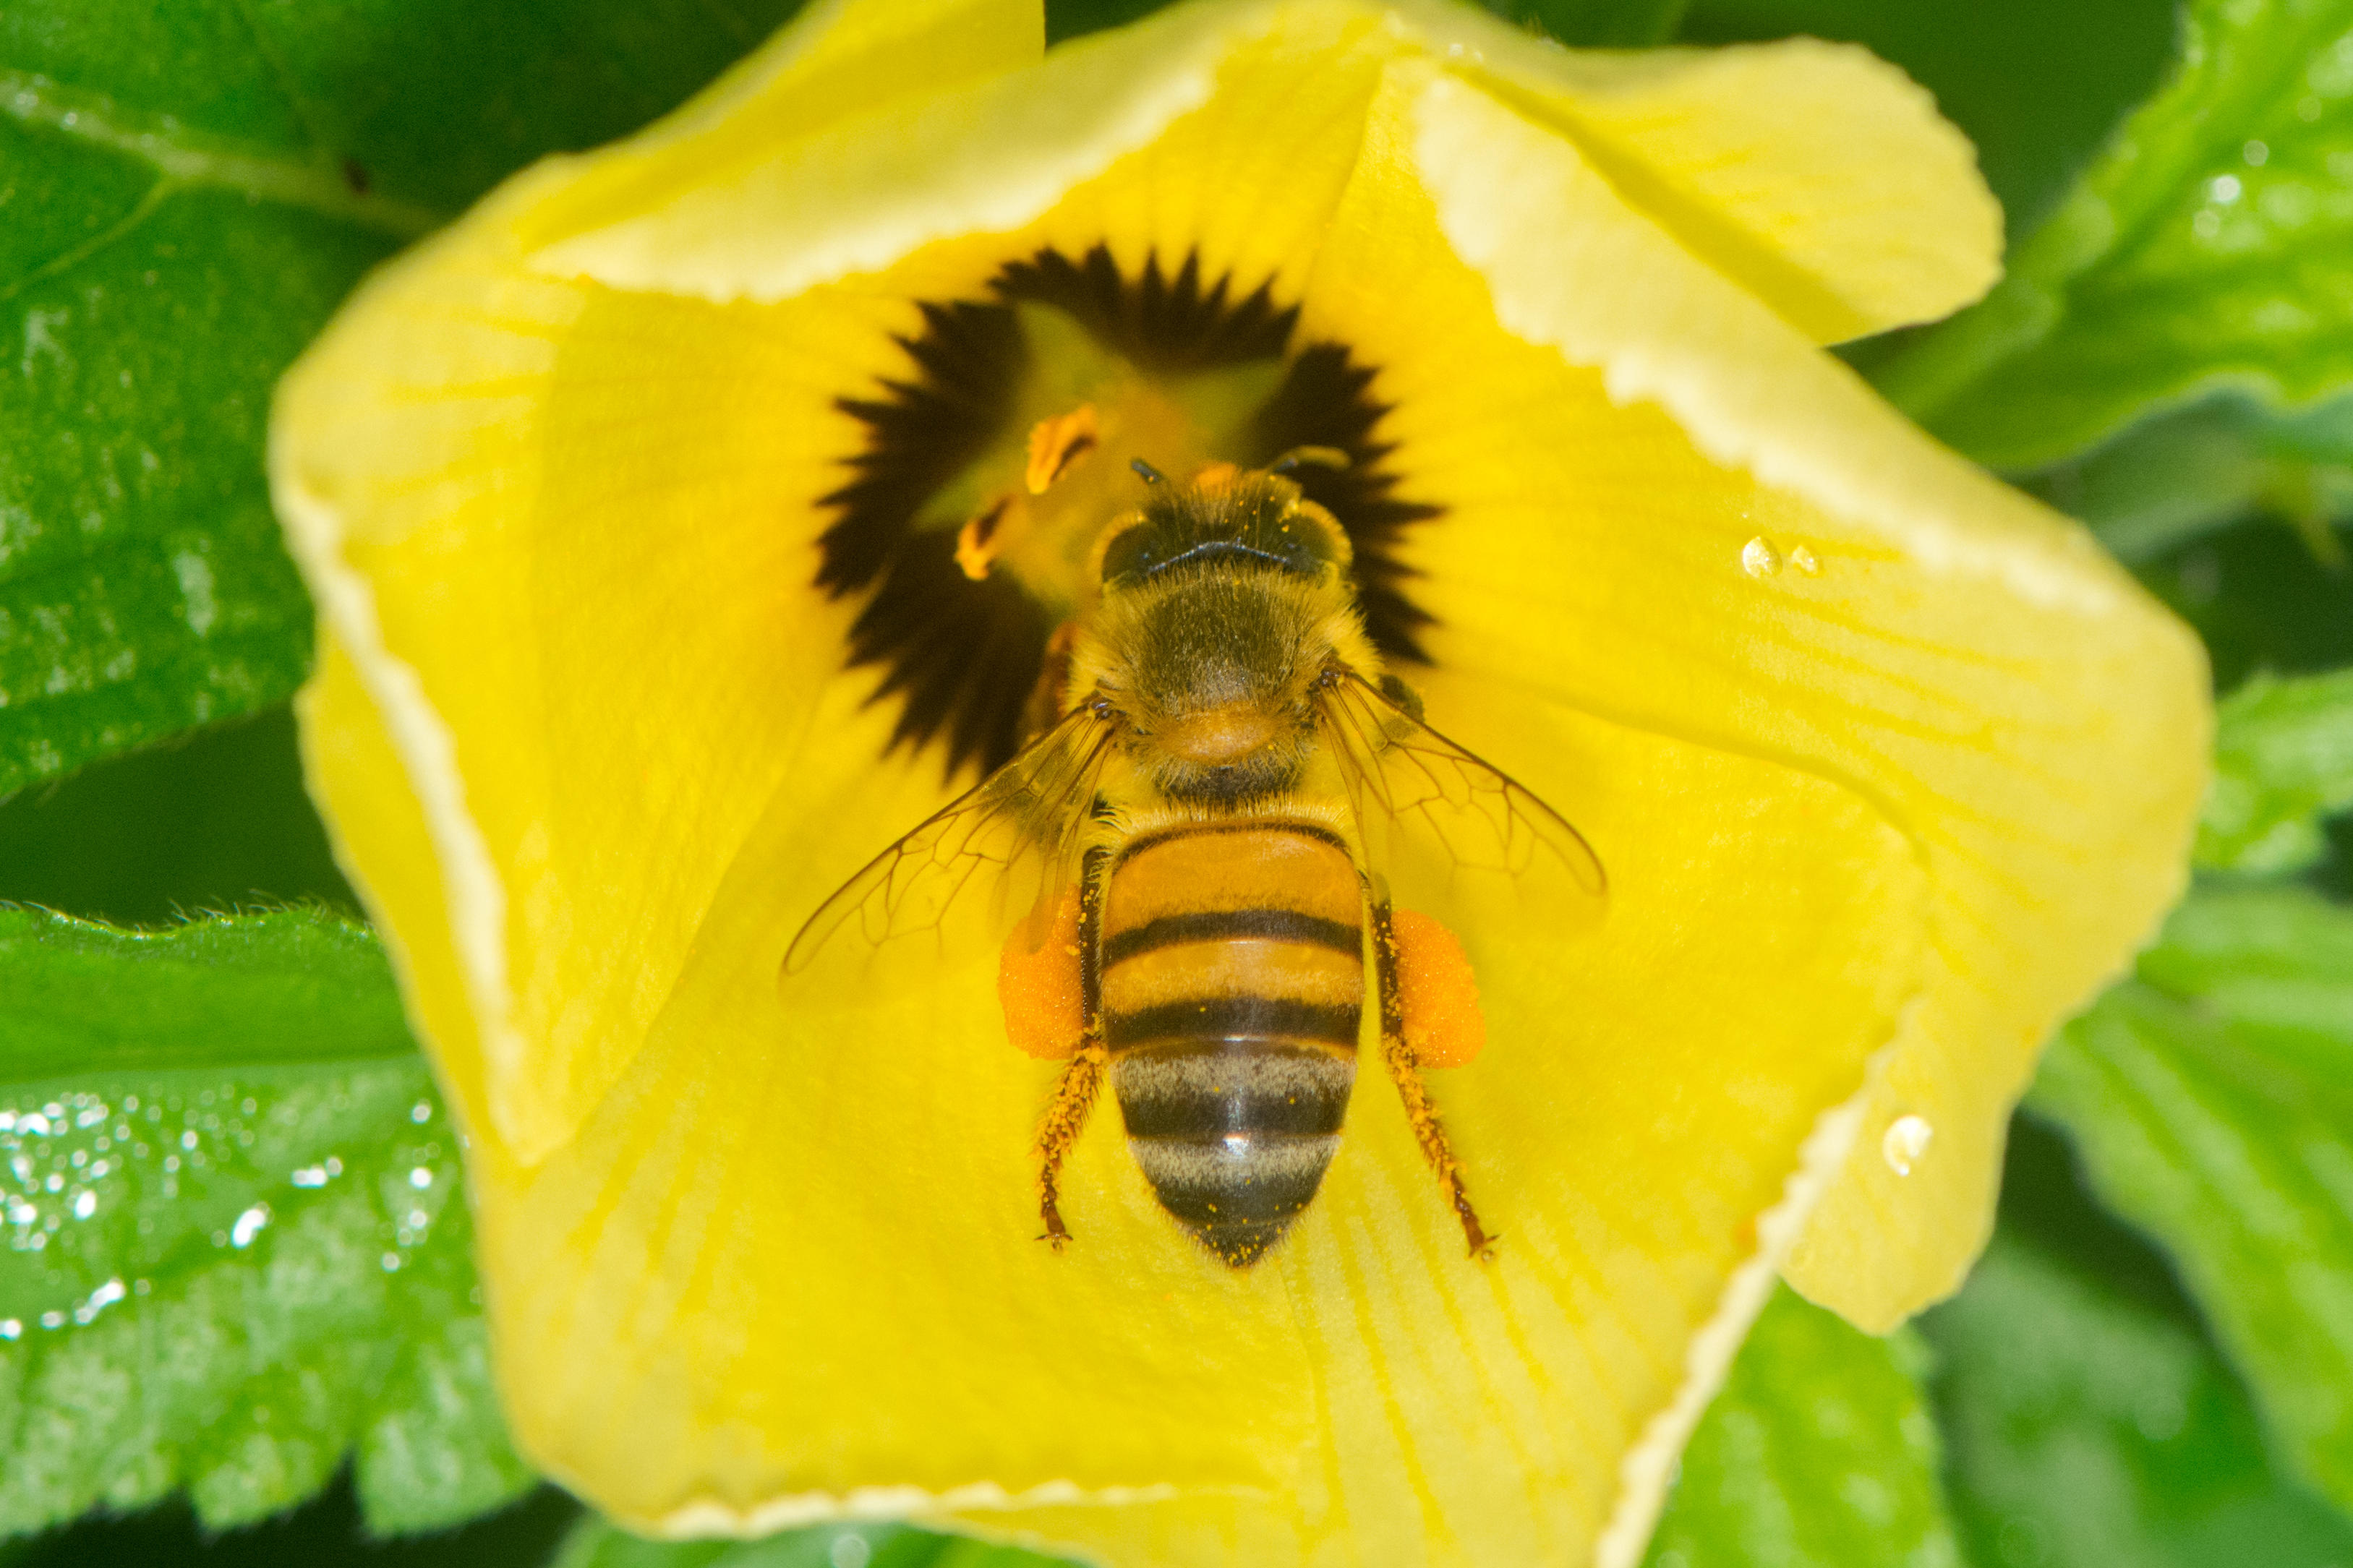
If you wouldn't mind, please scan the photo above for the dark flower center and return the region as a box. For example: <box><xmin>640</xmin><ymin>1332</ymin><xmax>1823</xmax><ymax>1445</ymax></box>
<box><xmin>819</xmin><ymin>246</ymin><xmax>1436</xmax><ymax>779</ymax></box>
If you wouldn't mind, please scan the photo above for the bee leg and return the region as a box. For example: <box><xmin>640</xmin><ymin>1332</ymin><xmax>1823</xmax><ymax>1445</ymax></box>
<box><xmin>1371</xmin><ymin>901</ymin><xmax>1497</xmax><ymax>1260</ymax></box>
<box><xmin>1035</xmin><ymin>1038</ymin><xmax>1106</xmax><ymax>1249</ymax></box>
<box><xmin>1380</xmin><ymin>1034</ymin><xmax>1495</xmax><ymax>1259</ymax></box>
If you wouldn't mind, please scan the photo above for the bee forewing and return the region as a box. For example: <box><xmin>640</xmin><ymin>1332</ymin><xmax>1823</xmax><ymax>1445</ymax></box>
<box><xmin>1315</xmin><ymin>668</ymin><xmax>1606</xmax><ymax>934</ymax></box>
<box><xmin>777</xmin><ymin>706</ymin><xmax>1114</xmax><ymax>997</ymax></box>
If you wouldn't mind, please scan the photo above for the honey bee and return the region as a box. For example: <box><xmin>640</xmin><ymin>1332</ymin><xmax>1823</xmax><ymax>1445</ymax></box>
<box><xmin>785</xmin><ymin>457</ymin><xmax>1605</xmax><ymax>1267</ymax></box>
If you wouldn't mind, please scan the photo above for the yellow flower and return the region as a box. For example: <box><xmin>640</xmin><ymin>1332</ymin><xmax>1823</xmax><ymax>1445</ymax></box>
<box><xmin>268</xmin><ymin>0</ymin><xmax>2208</xmax><ymax>1561</ymax></box>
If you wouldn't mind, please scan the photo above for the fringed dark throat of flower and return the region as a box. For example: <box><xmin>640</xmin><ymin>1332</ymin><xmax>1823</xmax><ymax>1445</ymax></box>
<box><xmin>819</xmin><ymin>244</ymin><xmax>1438</xmax><ymax>779</ymax></box>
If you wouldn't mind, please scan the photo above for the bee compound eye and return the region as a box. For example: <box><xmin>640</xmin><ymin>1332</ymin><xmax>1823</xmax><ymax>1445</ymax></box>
<box><xmin>1098</xmin><ymin>524</ymin><xmax>1153</xmax><ymax>584</ymax></box>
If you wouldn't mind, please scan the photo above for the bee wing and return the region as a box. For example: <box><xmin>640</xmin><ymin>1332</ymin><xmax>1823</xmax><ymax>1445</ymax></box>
<box><xmin>1313</xmin><ymin>667</ymin><xmax>1606</xmax><ymax>926</ymax></box>
<box><xmin>780</xmin><ymin>703</ymin><xmax>1119</xmax><ymax>985</ymax></box>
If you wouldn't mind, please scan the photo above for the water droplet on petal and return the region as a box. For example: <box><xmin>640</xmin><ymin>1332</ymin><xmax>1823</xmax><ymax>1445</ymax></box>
<box><xmin>1741</xmin><ymin>536</ymin><xmax>1781</xmax><ymax>577</ymax></box>
<box><xmin>1882</xmin><ymin>1114</ymin><xmax>1934</xmax><ymax>1176</ymax></box>
<box><xmin>1788</xmin><ymin>544</ymin><xmax>1819</xmax><ymax>575</ymax></box>
<box><xmin>830</xmin><ymin>1535</ymin><xmax>874</xmax><ymax>1568</ymax></box>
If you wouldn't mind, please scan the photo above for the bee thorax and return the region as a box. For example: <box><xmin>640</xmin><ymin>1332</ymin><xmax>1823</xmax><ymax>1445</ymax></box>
<box><xmin>1157</xmin><ymin>706</ymin><xmax>1283</xmax><ymax>764</ymax></box>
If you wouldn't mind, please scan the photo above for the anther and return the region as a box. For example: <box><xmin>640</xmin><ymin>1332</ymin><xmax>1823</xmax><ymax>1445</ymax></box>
<box><xmin>1025</xmin><ymin>406</ymin><xmax>1100</xmax><ymax>494</ymax></box>
<box><xmin>954</xmin><ymin>497</ymin><xmax>1010</xmax><ymax>582</ymax></box>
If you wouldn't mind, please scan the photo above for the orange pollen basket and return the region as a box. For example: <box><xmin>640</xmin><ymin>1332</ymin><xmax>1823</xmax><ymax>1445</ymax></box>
<box><xmin>998</xmin><ymin>890</ymin><xmax>1086</xmax><ymax>1060</ymax></box>
<box><xmin>1391</xmin><ymin>909</ymin><xmax>1486</xmax><ymax>1067</ymax></box>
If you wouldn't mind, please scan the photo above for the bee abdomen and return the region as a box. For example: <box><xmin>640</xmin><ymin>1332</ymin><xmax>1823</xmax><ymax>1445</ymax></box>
<box><xmin>1098</xmin><ymin>823</ymin><xmax>1367</xmax><ymax>1267</ymax></box>
<box><xmin>1105</xmin><ymin>995</ymin><xmax>1359</xmax><ymax>1051</ymax></box>
<box><xmin>1114</xmin><ymin>1039</ymin><xmax>1355</xmax><ymax>1136</ymax></box>
<box><xmin>1114</xmin><ymin>1043</ymin><xmax>1356</xmax><ymax>1267</ymax></box>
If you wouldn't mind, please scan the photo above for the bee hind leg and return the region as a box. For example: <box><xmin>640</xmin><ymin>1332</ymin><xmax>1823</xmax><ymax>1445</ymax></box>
<box><xmin>1034</xmin><ymin>1039</ymin><xmax>1106</xmax><ymax>1250</ymax></box>
<box><xmin>1381</xmin><ymin>1033</ymin><xmax>1497</xmax><ymax>1260</ymax></box>
<box><xmin>1371</xmin><ymin>901</ymin><xmax>1496</xmax><ymax>1260</ymax></box>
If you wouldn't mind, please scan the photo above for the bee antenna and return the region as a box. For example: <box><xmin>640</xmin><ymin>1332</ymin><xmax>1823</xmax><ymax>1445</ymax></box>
<box><xmin>1271</xmin><ymin>445</ymin><xmax>1350</xmax><ymax>476</ymax></box>
<box><xmin>1130</xmin><ymin>458</ymin><xmax>1165</xmax><ymax>484</ymax></box>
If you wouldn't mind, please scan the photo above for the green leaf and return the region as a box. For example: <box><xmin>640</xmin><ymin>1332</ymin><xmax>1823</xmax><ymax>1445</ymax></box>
<box><xmin>2027</xmin><ymin>886</ymin><xmax>2353</xmax><ymax>1511</ymax></box>
<box><xmin>0</xmin><ymin>703</ymin><xmax>356</xmax><ymax>927</ymax></box>
<box><xmin>1642</xmin><ymin>1286</ymin><xmax>1959</xmax><ymax>1568</ymax></box>
<box><xmin>2134</xmin><ymin>515</ymin><xmax>2353</xmax><ymax>698</ymax></box>
<box><xmin>0</xmin><ymin>907</ymin><xmax>528</xmax><ymax>1536</ymax></box>
<box><xmin>1926</xmin><ymin>1228</ymin><xmax>2353</xmax><ymax>1568</ymax></box>
<box><xmin>0</xmin><ymin>0</ymin><xmax>801</xmax><ymax>797</ymax></box>
<box><xmin>560</xmin><ymin>1293</ymin><xmax>1957</xmax><ymax>1568</ymax></box>
<box><xmin>1871</xmin><ymin>0</ymin><xmax>2353</xmax><ymax>471</ymax></box>
<box><xmin>2196</xmin><ymin>668</ymin><xmax>2353</xmax><ymax>872</ymax></box>
<box><xmin>555</xmin><ymin>1519</ymin><xmax>1072</xmax><ymax>1568</ymax></box>
<box><xmin>2028</xmin><ymin>393</ymin><xmax>2353</xmax><ymax>565</ymax></box>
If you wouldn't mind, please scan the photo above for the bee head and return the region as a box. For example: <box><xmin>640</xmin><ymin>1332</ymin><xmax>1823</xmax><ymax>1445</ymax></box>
<box><xmin>1090</xmin><ymin>466</ymin><xmax>1353</xmax><ymax>593</ymax></box>
<box><xmin>1069</xmin><ymin>464</ymin><xmax>1373</xmax><ymax>799</ymax></box>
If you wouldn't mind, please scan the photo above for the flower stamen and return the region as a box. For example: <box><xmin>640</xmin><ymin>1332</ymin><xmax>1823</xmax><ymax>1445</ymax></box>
<box><xmin>820</xmin><ymin>247</ymin><xmax>1440</xmax><ymax>779</ymax></box>
<box><xmin>1025</xmin><ymin>405</ymin><xmax>1101</xmax><ymax>494</ymax></box>
<box><xmin>953</xmin><ymin>497</ymin><xmax>1010</xmax><ymax>582</ymax></box>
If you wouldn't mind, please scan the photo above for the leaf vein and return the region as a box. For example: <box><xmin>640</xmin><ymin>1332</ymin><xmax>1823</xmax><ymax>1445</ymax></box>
<box><xmin>0</xmin><ymin>69</ymin><xmax>443</xmax><ymax>239</ymax></box>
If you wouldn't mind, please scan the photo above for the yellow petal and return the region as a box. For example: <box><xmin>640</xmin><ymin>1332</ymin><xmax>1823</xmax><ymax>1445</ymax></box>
<box><xmin>521</xmin><ymin>0</ymin><xmax>1288</xmax><ymax>303</ymax></box>
<box><xmin>518</xmin><ymin>0</ymin><xmax>1047</xmax><ymax>251</ymax></box>
<box><xmin>304</xmin><ymin>627</ymin><xmax>1923</xmax><ymax>1557</ymax></box>
<box><xmin>1368</xmin><ymin>1</ymin><xmax>2003</xmax><ymax>342</ymax></box>
<box><xmin>270</xmin><ymin>0</ymin><xmax>1414</xmax><ymax>1165</ymax></box>
<box><xmin>274</xmin><ymin>201</ymin><xmax>928</xmax><ymax>1165</ymax></box>
<box><xmin>298</xmin><ymin>637</ymin><xmax>489</xmax><ymax>1128</ymax></box>
<box><xmin>1354</xmin><ymin>67</ymin><xmax>2204</xmax><ymax>1331</ymax></box>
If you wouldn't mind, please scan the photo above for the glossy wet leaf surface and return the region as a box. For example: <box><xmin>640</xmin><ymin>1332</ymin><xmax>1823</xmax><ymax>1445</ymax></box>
<box><xmin>2197</xmin><ymin>670</ymin><xmax>2353</xmax><ymax>873</ymax></box>
<box><xmin>1873</xmin><ymin>0</ymin><xmax>2353</xmax><ymax>469</ymax></box>
<box><xmin>0</xmin><ymin>908</ymin><xmax>524</xmax><ymax>1534</ymax></box>
<box><xmin>1643</xmin><ymin>1287</ymin><xmax>1960</xmax><ymax>1568</ymax></box>
<box><xmin>0</xmin><ymin>0</ymin><xmax>802</xmax><ymax>795</ymax></box>
<box><xmin>553</xmin><ymin>1519</ymin><xmax>1067</xmax><ymax>1568</ymax></box>
<box><xmin>2028</xmin><ymin>888</ymin><xmax>2353</xmax><ymax>1511</ymax></box>
<box><xmin>1927</xmin><ymin>1223</ymin><xmax>2353</xmax><ymax>1568</ymax></box>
